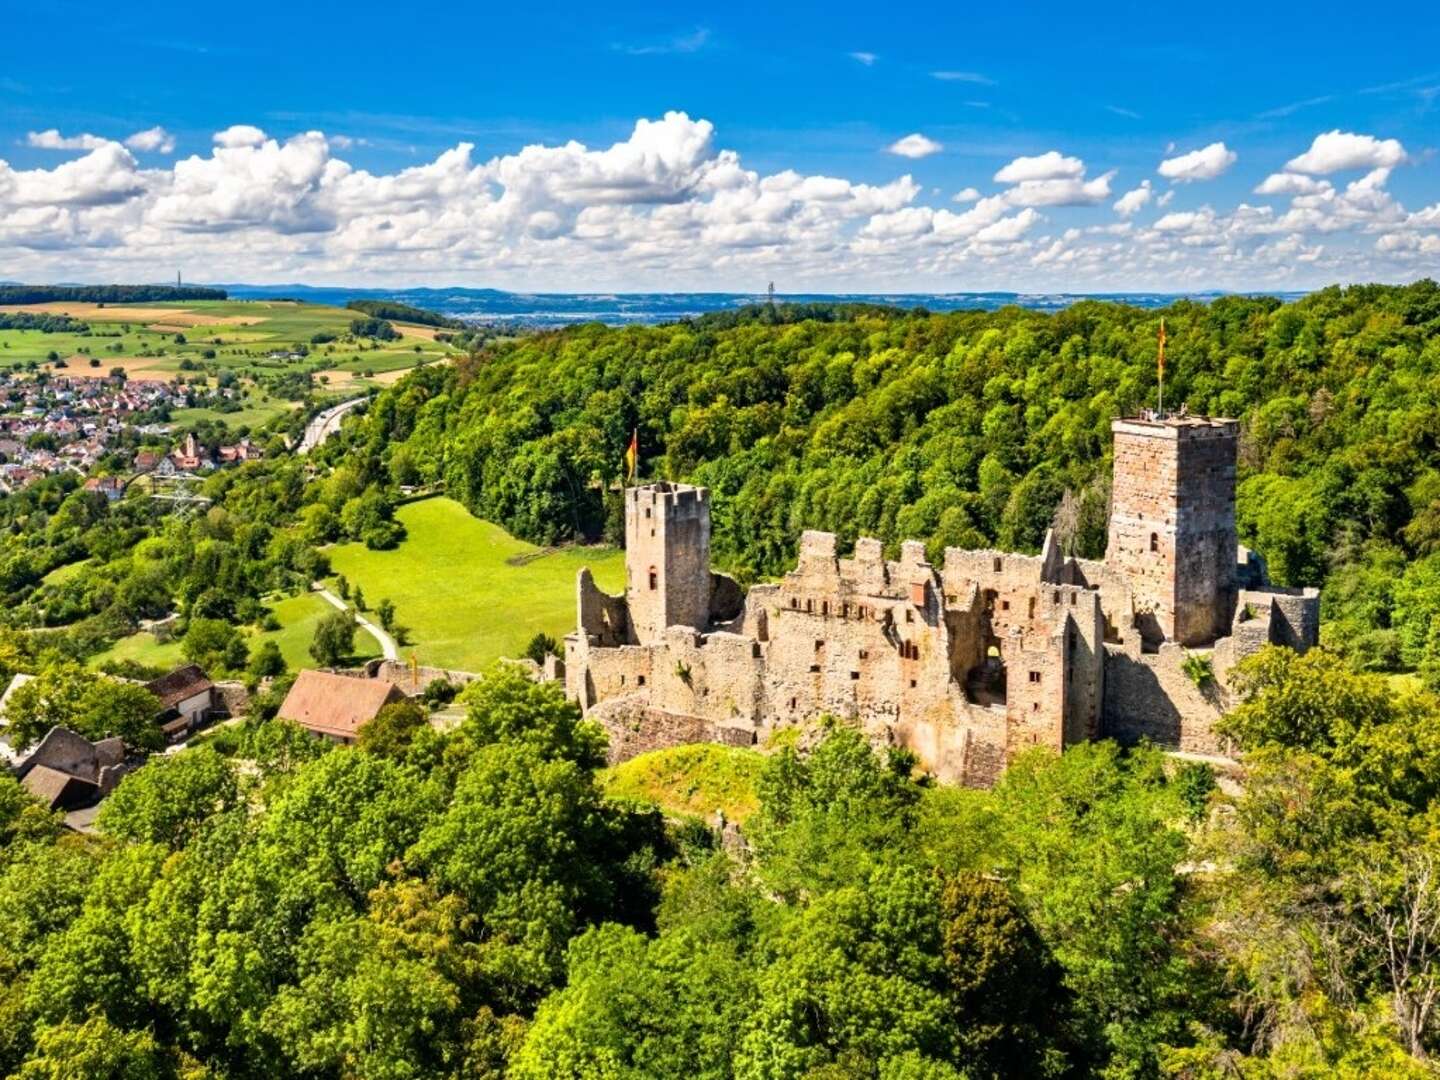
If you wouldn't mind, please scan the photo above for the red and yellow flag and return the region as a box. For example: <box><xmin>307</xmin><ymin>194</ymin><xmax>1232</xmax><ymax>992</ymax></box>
<box><xmin>624</xmin><ymin>429</ymin><xmax>638</xmax><ymax>482</ymax></box>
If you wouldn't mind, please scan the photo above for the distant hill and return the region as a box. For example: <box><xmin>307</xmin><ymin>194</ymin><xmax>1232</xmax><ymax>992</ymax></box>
<box><xmin>344</xmin><ymin>299</ymin><xmax>466</xmax><ymax>330</ymax></box>
<box><xmin>215</xmin><ymin>283</ymin><xmax>1311</xmax><ymax>327</ymax></box>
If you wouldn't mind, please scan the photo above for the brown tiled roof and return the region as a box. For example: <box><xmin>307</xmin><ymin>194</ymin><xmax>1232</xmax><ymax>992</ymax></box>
<box><xmin>278</xmin><ymin>670</ymin><xmax>403</xmax><ymax>740</ymax></box>
<box><xmin>146</xmin><ymin>664</ymin><xmax>215</xmax><ymax>711</ymax></box>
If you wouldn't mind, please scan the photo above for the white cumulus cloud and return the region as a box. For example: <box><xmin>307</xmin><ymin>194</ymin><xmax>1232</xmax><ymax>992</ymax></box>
<box><xmin>0</xmin><ymin>111</ymin><xmax>1434</xmax><ymax>291</ymax></box>
<box><xmin>26</xmin><ymin>130</ymin><xmax>111</xmax><ymax>151</ymax></box>
<box><xmin>1285</xmin><ymin>130</ymin><xmax>1408</xmax><ymax>174</ymax></box>
<box><xmin>124</xmin><ymin>127</ymin><xmax>176</xmax><ymax>154</ymax></box>
<box><xmin>886</xmin><ymin>134</ymin><xmax>942</xmax><ymax>159</ymax></box>
<box><xmin>1004</xmin><ymin>172</ymin><xmax>1114</xmax><ymax>208</ymax></box>
<box><xmin>1158</xmin><ymin>142</ymin><xmax>1237</xmax><ymax>183</ymax></box>
<box><xmin>1113</xmin><ymin>180</ymin><xmax>1153</xmax><ymax>216</ymax></box>
<box><xmin>994</xmin><ymin>151</ymin><xmax>1084</xmax><ymax>184</ymax></box>
<box><xmin>213</xmin><ymin>125</ymin><xmax>268</xmax><ymax>149</ymax></box>
<box><xmin>1253</xmin><ymin>172</ymin><xmax>1331</xmax><ymax>196</ymax></box>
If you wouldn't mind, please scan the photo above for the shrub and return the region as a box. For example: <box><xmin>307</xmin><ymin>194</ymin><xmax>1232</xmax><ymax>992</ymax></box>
<box><xmin>1181</xmin><ymin>652</ymin><xmax>1214</xmax><ymax>688</ymax></box>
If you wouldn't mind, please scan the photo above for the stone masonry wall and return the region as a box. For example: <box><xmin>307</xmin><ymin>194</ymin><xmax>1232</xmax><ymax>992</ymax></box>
<box><xmin>1102</xmin><ymin>639</ymin><xmax>1226</xmax><ymax>753</ymax></box>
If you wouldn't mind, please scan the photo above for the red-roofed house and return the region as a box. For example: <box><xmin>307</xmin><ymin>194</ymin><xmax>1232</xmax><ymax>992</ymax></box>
<box><xmin>277</xmin><ymin>669</ymin><xmax>404</xmax><ymax>745</ymax></box>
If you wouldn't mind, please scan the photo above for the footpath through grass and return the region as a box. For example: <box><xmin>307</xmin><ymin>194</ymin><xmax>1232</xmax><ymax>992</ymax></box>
<box><xmin>326</xmin><ymin>497</ymin><xmax>624</xmax><ymax>672</ymax></box>
<box><xmin>90</xmin><ymin>591</ymin><xmax>380</xmax><ymax>674</ymax></box>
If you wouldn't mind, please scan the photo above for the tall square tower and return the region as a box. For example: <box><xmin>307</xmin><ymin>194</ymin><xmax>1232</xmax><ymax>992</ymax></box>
<box><xmin>1105</xmin><ymin>416</ymin><xmax>1239</xmax><ymax>646</ymax></box>
<box><xmin>625</xmin><ymin>482</ymin><xmax>712</xmax><ymax>644</ymax></box>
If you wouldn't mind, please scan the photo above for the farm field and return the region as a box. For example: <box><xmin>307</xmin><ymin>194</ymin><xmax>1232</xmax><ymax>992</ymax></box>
<box><xmin>0</xmin><ymin>298</ymin><xmax>457</xmax><ymax>404</ymax></box>
<box><xmin>169</xmin><ymin>388</ymin><xmax>299</xmax><ymax>430</ymax></box>
<box><xmin>326</xmin><ymin>496</ymin><xmax>625</xmax><ymax>672</ymax></box>
<box><xmin>90</xmin><ymin>590</ymin><xmax>381</xmax><ymax>674</ymax></box>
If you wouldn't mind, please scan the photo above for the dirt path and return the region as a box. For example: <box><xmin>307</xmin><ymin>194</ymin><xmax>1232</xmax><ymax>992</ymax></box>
<box><xmin>313</xmin><ymin>584</ymin><xmax>399</xmax><ymax>661</ymax></box>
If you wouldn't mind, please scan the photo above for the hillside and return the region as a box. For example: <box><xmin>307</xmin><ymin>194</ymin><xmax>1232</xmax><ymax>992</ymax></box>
<box><xmin>325</xmin><ymin>497</ymin><xmax>623</xmax><ymax>671</ymax></box>
<box><xmin>350</xmin><ymin>281</ymin><xmax>1440</xmax><ymax>681</ymax></box>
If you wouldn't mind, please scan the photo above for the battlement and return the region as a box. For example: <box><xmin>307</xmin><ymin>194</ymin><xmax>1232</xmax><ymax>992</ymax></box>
<box><xmin>798</xmin><ymin>530</ymin><xmax>839</xmax><ymax>562</ymax></box>
<box><xmin>1113</xmin><ymin>415</ymin><xmax>1239</xmax><ymax>441</ymax></box>
<box><xmin>627</xmin><ymin>482</ymin><xmax>709</xmax><ymax>516</ymax></box>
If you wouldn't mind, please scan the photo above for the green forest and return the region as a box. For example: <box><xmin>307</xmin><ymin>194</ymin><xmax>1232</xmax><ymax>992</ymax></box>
<box><xmin>355</xmin><ymin>281</ymin><xmax>1440</xmax><ymax>681</ymax></box>
<box><xmin>4</xmin><ymin>649</ymin><xmax>1440</xmax><ymax>1077</ymax></box>
<box><xmin>3</xmin><ymin>283</ymin><xmax>1440</xmax><ymax>1076</ymax></box>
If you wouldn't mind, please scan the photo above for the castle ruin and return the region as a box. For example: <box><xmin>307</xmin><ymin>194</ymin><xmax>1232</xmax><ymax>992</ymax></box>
<box><xmin>564</xmin><ymin>415</ymin><xmax>1319</xmax><ymax>786</ymax></box>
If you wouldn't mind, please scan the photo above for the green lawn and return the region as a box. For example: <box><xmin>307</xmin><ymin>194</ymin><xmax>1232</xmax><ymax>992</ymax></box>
<box><xmin>90</xmin><ymin>590</ymin><xmax>380</xmax><ymax>675</ymax></box>
<box><xmin>603</xmin><ymin>744</ymin><xmax>767</xmax><ymax>824</ymax></box>
<box><xmin>41</xmin><ymin>560</ymin><xmax>90</xmax><ymax>587</ymax></box>
<box><xmin>169</xmin><ymin>389</ymin><xmax>297</xmax><ymax>431</ymax></box>
<box><xmin>261</xmin><ymin>591</ymin><xmax>381</xmax><ymax>670</ymax></box>
<box><xmin>90</xmin><ymin>630</ymin><xmax>185</xmax><ymax>671</ymax></box>
<box><xmin>326</xmin><ymin>497</ymin><xmax>624</xmax><ymax>672</ymax></box>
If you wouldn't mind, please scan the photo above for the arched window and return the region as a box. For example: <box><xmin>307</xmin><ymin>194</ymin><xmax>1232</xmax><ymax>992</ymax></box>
<box><xmin>1149</xmin><ymin>532</ymin><xmax>1159</xmax><ymax>553</ymax></box>
<box><xmin>648</xmin><ymin>567</ymin><xmax>658</xmax><ymax>590</ymax></box>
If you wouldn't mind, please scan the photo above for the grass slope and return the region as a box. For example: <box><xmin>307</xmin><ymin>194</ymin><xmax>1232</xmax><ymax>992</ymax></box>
<box><xmin>91</xmin><ymin>591</ymin><xmax>380</xmax><ymax>674</ymax></box>
<box><xmin>326</xmin><ymin>497</ymin><xmax>624</xmax><ymax>672</ymax></box>
<box><xmin>602</xmin><ymin>743</ymin><xmax>766</xmax><ymax>823</ymax></box>
<box><xmin>40</xmin><ymin>560</ymin><xmax>90</xmax><ymax>587</ymax></box>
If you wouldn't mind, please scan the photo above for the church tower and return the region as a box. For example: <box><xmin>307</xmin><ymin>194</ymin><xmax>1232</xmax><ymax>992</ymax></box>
<box><xmin>1105</xmin><ymin>416</ymin><xmax>1239</xmax><ymax>646</ymax></box>
<box><xmin>625</xmin><ymin>483</ymin><xmax>712</xmax><ymax>644</ymax></box>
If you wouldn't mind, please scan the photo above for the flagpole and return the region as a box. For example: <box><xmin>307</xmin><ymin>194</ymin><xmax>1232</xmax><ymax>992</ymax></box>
<box><xmin>1152</xmin><ymin>316</ymin><xmax>1163</xmax><ymax>417</ymax></box>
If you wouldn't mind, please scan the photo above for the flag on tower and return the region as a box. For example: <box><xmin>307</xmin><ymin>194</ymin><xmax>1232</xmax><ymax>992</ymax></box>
<box><xmin>624</xmin><ymin>429</ymin><xmax>638</xmax><ymax>482</ymax></box>
<box><xmin>1157</xmin><ymin>318</ymin><xmax>1167</xmax><ymax>415</ymax></box>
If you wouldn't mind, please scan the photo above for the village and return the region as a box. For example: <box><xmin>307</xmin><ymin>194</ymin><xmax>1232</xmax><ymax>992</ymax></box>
<box><xmin>0</xmin><ymin>368</ymin><xmax>265</xmax><ymax>494</ymax></box>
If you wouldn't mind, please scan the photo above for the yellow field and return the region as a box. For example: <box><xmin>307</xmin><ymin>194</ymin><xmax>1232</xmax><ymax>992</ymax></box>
<box><xmin>66</xmin><ymin>355</ymin><xmax>178</xmax><ymax>381</ymax></box>
<box><xmin>0</xmin><ymin>302</ymin><xmax>265</xmax><ymax>327</ymax></box>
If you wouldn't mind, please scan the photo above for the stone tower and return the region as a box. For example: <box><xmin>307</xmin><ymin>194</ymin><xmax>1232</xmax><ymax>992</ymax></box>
<box><xmin>1105</xmin><ymin>416</ymin><xmax>1239</xmax><ymax>646</ymax></box>
<box><xmin>625</xmin><ymin>482</ymin><xmax>712</xmax><ymax>644</ymax></box>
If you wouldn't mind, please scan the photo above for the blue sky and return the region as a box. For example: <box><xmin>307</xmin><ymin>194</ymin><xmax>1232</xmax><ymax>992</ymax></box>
<box><xmin>2</xmin><ymin>1</ymin><xmax>1438</xmax><ymax>290</ymax></box>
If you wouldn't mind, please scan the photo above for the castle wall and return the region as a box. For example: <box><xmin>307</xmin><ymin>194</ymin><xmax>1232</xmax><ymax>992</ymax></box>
<box><xmin>566</xmin><ymin>417</ymin><xmax>1317</xmax><ymax>787</ymax></box>
<box><xmin>587</xmin><ymin>695</ymin><xmax>755</xmax><ymax>765</ymax></box>
<box><xmin>1101</xmin><ymin>639</ymin><xmax>1226</xmax><ymax>752</ymax></box>
<box><xmin>578</xmin><ymin>568</ymin><xmax>630</xmax><ymax>648</ymax></box>
<box><xmin>761</xmin><ymin>533</ymin><xmax>956</xmax><ymax>740</ymax></box>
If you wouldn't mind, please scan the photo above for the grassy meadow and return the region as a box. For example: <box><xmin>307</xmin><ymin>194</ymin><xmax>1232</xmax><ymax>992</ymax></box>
<box><xmin>326</xmin><ymin>496</ymin><xmax>625</xmax><ymax>672</ymax></box>
<box><xmin>91</xmin><ymin>590</ymin><xmax>381</xmax><ymax>674</ymax></box>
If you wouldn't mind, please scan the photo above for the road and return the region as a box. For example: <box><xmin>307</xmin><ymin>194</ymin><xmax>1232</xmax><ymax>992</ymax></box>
<box><xmin>313</xmin><ymin>585</ymin><xmax>399</xmax><ymax>661</ymax></box>
<box><xmin>298</xmin><ymin>397</ymin><xmax>366</xmax><ymax>454</ymax></box>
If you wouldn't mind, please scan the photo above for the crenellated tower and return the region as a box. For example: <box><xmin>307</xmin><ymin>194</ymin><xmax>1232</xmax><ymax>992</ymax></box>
<box><xmin>625</xmin><ymin>482</ymin><xmax>712</xmax><ymax>643</ymax></box>
<box><xmin>1105</xmin><ymin>416</ymin><xmax>1239</xmax><ymax>646</ymax></box>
